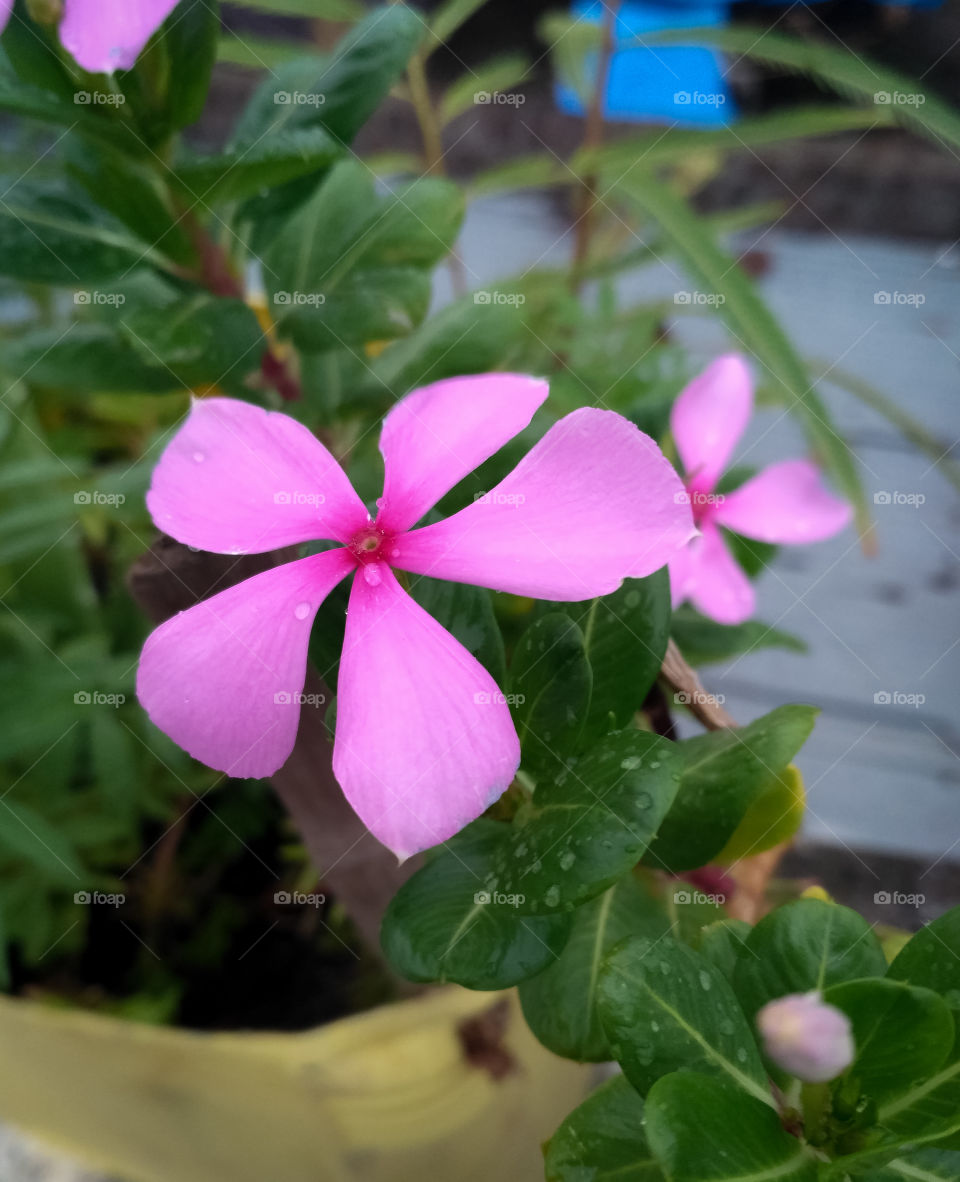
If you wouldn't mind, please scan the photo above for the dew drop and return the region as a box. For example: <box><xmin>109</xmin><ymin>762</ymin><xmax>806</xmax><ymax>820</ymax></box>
<box><xmin>558</xmin><ymin>850</ymin><xmax>576</xmax><ymax>871</ymax></box>
<box><xmin>544</xmin><ymin>885</ymin><xmax>560</xmax><ymax>908</ymax></box>
<box><xmin>390</xmin><ymin>548</ymin><xmax>400</xmax><ymax>559</ymax></box>
<box><xmin>699</xmin><ymin>970</ymin><xmax>712</xmax><ymax>991</ymax></box>
<box><xmin>636</xmin><ymin>792</ymin><xmax>652</xmax><ymax>810</ymax></box>
<box><xmin>736</xmin><ymin>1047</ymin><xmax>748</xmax><ymax>1063</ymax></box>
<box><xmin>620</xmin><ymin>755</ymin><xmax>643</xmax><ymax>771</ymax></box>
<box><xmin>192</xmin><ymin>451</ymin><xmax>205</xmax><ymax>463</ymax></box>
<box><xmin>294</xmin><ymin>601</ymin><xmax>311</xmax><ymax>621</ymax></box>
<box><xmin>363</xmin><ymin>564</ymin><xmax>382</xmax><ymax>587</ymax></box>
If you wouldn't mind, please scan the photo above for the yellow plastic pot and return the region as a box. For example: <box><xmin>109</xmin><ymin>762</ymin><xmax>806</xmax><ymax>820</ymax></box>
<box><xmin>0</xmin><ymin>988</ymin><xmax>591</xmax><ymax>1182</ymax></box>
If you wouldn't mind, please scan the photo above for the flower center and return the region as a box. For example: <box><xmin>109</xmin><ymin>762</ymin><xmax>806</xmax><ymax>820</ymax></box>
<box><xmin>685</xmin><ymin>485</ymin><xmax>722</xmax><ymax>526</ymax></box>
<box><xmin>348</xmin><ymin>524</ymin><xmax>392</xmax><ymax>565</ymax></box>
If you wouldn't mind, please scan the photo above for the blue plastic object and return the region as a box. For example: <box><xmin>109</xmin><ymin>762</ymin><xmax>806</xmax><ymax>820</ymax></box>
<box><xmin>555</xmin><ymin>1</ymin><xmax>736</xmax><ymax>127</ymax></box>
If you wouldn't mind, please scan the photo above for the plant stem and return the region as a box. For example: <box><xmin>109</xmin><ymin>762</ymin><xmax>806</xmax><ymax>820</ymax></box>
<box><xmin>570</xmin><ymin>1</ymin><xmax>619</xmax><ymax>291</ymax></box>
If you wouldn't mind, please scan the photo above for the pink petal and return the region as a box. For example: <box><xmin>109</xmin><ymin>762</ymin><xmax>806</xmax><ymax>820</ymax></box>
<box><xmin>137</xmin><ymin>549</ymin><xmax>355</xmax><ymax>778</ymax></box>
<box><xmin>60</xmin><ymin>0</ymin><xmax>180</xmax><ymax>73</ymax></box>
<box><xmin>713</xmin><ymin>459</ymin><xmax>853</xmax><ymax>544</ymax></box>
<box><xmin>333</xmin><ymin>564</ymin><xmax>519</xmax><ymax>859</ymax></box>
<box><xmin>669</xmin><ymin>521</ymin><xmax>755</xmax><ymax>625</ymax></box>
<box><xmin>376</xmin><ymin>373</ymin><xmax>549</xmax><ymax>533</ymax></box>
<box><xmin>147</xmin><ymin>398</ymin><xmax>368</xmax><ymax>555</ymax></box>
<box><xmin>671</xmin><ymin>354</ymin><xmax>753</xmax><ymax>493</ymax></box>
<box><xmin>390</xmin><ymin>409</ymin><xmax>695</xmax><ymax>601</ymax></box>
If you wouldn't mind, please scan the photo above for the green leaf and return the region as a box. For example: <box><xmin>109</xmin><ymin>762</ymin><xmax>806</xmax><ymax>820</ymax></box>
<box><xmin>379</xmin><ymin>820</ymin><xmax>571</xmax><ymax>989</ymax></box>
<box><xmin>846</xmin><ymin>1148</ymin><xmax>960</xmax><ymax>1181</ymax></box>
<box><xmin>439</xmin><ymin>54</ymin><xmax>528</xmax><ymax>125</ymax></box>
<box><xmin>712</xmin><ymin>764</ymin><xmax>805</xmax><ymax>865</ymax></box>
<box><xmin>0</xmin><ymin>799</ymin><xmax>83</xmax><ymax>885</ymax></box>
<box><xmin>544</xmin><ymin>1074</ymin><xmax>662</xmax><ymax>1182</ymax></box>
<box><xmin>0</xmin><ymin>189</ymin><xmax>164</xmax><ymax>285</ymax></box>
<box><xmin>877</xmin><ymin>1051</ymin><xmax>960</xmax><ymax>1147</ymax></box>
<box><xmin>484</xmin><ymin>730</ymin><xmax>680</xmax><ymax>916</ymax></box>
<box><xmin>826</xmin><ymin>978</ymin><xmax>954</xmax><ymax>1107</ymax></box>
<box><xmin>616</xmin><ymin>173</ymin><xmax>869</xmax><ymax>537</ymax></box>
<box><xmin>699</xmin><ymin>919</ymin><xmax>753</xmax><ymax>981</ymax></box>
<box><xmin>734</xmin><ymin>899</ymin><xmax>888</xmax><ymax>1022</ymax></box>
<box><xmin>598</xmin><ymin>936</ymin><xmax>772</xmax><ymax>1104</ymax></box>
<box><xmin>644</xmin><ymin>705</ymin><xmax>817</xmax><ymax>873</ymax></box>
<box><xmin>508</xmin><ymin>614</ymin><xmax>592</xmax><ymax>777</ymax></box>
<box><xmin>157</xmin><ymin>0</ymin><xmax>220</xmax><ymax>131</ymax></box>
<box><xmin>368</xmin><ymin>296</ymin><xmax>523</xmax><ymax>398</ymax></box>
<box><xmin>173</xmin><ymin>128</ymin><xmax>342</xmax><ymax>207</ymax></box>
<box><xmin>410</xmin><ymin>575</ymin><xmax>506</xmax><ymax>687</ymax></box>
<box><xmin>427</xmin><ymin>0</ymin><xmax>487</xmax><ymax>50</ymax></box>
<box><xmin>645</xmin><ymin>1072</ymin><xmax>817</xmax><ymax>1182</ymax></box>
<box><xmin>3</xmin><ymin>325</ymin><xmax>177</xmax><ymax>393</ymax></box>
<box><xmin>671</xmin><ymin>604</ymin><xmax>806</xmax><ymax>666</ymax></box>
<box><xmin>262</xmin><ymin>162</ymin><xmax>462</xmax><ymax>349</ymax></box>
<box><xmin>232</xmin><ymin>6</ymin><xmax>423</xmax><ymax>148</ymax></box>
<box><xmin>519</xmin><ymin>873</ymin><xmax>670</xmax><ymax>1062</ymax></box>
<box><xmin>888</xmin><ymin>906</ymin><xmax>960</xmax><ymax>999</ymax></box>
<box><xmin>557</xmin><ymin>569</ymin><xmax>671</xmax><ymax>743</ymax></box>
<box><xmin>120</xmin><ymin>295</ymin><xmax>265</xmax><ymax>390</ymax></box>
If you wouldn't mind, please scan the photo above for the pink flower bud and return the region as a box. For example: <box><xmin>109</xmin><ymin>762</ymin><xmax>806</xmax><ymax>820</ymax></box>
<box><xmin>757</xmin><ymin>992</ymin><xmax>854</xmax><ymax>1083</ymax></box>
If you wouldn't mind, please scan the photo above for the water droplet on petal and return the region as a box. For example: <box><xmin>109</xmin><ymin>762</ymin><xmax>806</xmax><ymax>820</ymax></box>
<box><xmin>192</xmin><ymin>451</ymin><xmax>205</xmax><ymax>463</ymax></box>
<box><xmin>294</xmin><ymin>601</ymin><xmax>311</xmax><ymax>620</ymax></box>
<box><xmin>363</xmin><ymin>564</ymin><xmax>382</xmax><ymax>587</ymax></box>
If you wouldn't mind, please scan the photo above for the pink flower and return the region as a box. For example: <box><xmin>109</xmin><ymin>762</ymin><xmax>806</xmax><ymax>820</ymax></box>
<box><xmin>668</xmin><ymin>355</ymin><xmax>852</xmax><ymax>625</ymax></box>
<box><xmin>0</xmin><ymin>0</ymin><xmax>179</xmax><ymax>74</ymax></box>
<box><xmin>757</xmin><ymin>991</ymin><xmax>854</xmax><ymax>1083</ymax></box>
<box><xmin>136</xmin><ymin>376</ymin><xmax>695</xmax><ymax>858</ymax></box>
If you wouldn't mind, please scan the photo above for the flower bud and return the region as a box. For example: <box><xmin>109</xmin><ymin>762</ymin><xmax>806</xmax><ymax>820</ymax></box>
<box><xmin>756</xmin><ymin>991</ymin><xmax>854</xmax><ymax>1082</ymax></box>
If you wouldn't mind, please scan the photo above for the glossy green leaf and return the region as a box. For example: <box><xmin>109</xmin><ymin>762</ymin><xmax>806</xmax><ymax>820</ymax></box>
<box><xmin>888</xmin><ymin>906</ymin><xmax>960</xmax><ymax>999</ymax></box>
<box><xmin>645</xmin><ymin>1072</ymin><xmax>817</xmax><ymax>1181</ymax></box>
<box><xmin>557</xmin><ymin>570</ymin><xmax>671</xmax><ymax>743</ymax></box>
<box><xmin>157</xmin><ymin>0</ymin><xmax>220</xmax><ymax>132</ymax></box>
<box><xmin>410</xmin><ymin>575</ymin><xmax>506</xmax><ymax>687</ymax></box>
<box><xmin>844</xmin><ymin>1148</ymin><xmax>960</xmax><ymax>1181</ymax></box>
<box><xmin>509</xmin><ymin>614</ymin><xmax>592</xmax><ymax>777</ymax></box>
<box><xmin>3</xmin><ymin>325</ymin><xmax>177</xmax><ymax>393</ymax></box>
<box><xmin>519</xmin><ymin>873</ymin><xmax>670</xmax><ymax>1062</ymax></box>
<box><xmin>598</xmin><ymin>936</ymin><xmax>771</xmax><ymax>1104</ymax></box>
<box><xmin>698</xmin><ymin>919</ymin><xmax>753</xmax><ymax>981</ymax></box>
<box><xmin>485</xmin><ymin>730</ymin><xmax>680</xmax><ymax>916</ymax></box>
<box><xmin>644</xmin><ymin>705</ymin><xmax>817</xmax><ymax>873</ymax></box>
<box><xmin>734</xmin><ymin>899</ymin><xmax>888</xmax><ymax>1022</ymax></box>
<box><xmin>671</xmin><ymin>604</ymin><xmax>806</xmax><ymax>666</ymax></box>
<box><xmin>826</xmin><ymin>978</ymin><xmax>954</xmax><ymax>1106</ymax></box>
<box><xmin>380</xmin><ymin>820</ymin><xmax>571</xmax><ymax>989</ymax></box>
<box><xmin>544</xmin><ymin>1074</ymin><xmax>662</xmax><ymax>1182</ymax></box>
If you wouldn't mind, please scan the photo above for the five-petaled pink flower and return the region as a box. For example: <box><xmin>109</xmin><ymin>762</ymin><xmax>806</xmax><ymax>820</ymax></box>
<box><xmin>136</xmin><ymin>376</ymin><xmax>695</xmax><ymax>858</ymax></box>
<box><xmin>0</xmin><ymin>0</ymin><xmax>179</xmax><ymax>74</ymax></box>
<box><xmin>668</xmin><ymin>354</ymin><xmax>852</xmax><ymax>625</ymax></box>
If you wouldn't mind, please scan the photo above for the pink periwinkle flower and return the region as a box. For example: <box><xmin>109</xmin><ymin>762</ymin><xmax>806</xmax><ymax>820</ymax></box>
<box><xmin>136</xmin><ymin>376</ymin><xmax>695</xmax><ymax>858</ymax></box>
<box><xmin>668</xmin><ymin>355</ymin><xmax>852</xmax><ymax>625</ymax></box>
<box><xmin>0</xmin><ymin>0</ymin><xmax>179</xmax><ymax>74</ymax></box>
<box><xmin>757</xmin><ymin>991</ymin><xmax>854</xmax><ymax>1083</ymax></box>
